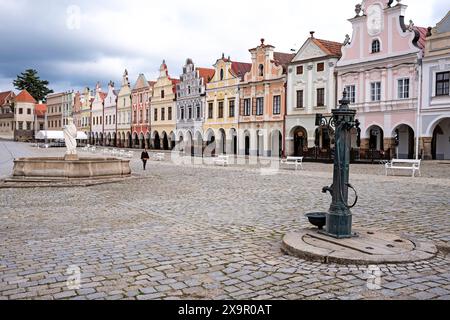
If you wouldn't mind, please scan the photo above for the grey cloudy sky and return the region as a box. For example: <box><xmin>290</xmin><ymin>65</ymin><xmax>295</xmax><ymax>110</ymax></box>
<box><xmin>0</xmin><ymin>0</ymin><xmax>448</xmax><ymax>93</ymax></box>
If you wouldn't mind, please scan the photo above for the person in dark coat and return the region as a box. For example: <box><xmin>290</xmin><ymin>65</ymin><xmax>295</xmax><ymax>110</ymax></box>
<box><xmin>141</xmin><ymin>149</ymin><xmax>149</xmax><ymax>170</ymax></box>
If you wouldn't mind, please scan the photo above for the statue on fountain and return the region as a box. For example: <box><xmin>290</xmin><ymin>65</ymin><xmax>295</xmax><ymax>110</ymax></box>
<box><xmin>63</xmin><ymin>117</ymin><xmax>78</xmax><ymax>160</ymax></box>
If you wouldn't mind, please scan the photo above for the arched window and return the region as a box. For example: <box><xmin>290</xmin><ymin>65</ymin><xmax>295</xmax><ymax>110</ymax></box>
<box><xmin>220</xmin><ymin>69</ymin><xmax>224</xmax><ymax>81</ymax></box>
<box><xmin>259</xmin><ymin>64</ymin><xmax>264</xmax><ymax>76</ymax></box>
<box><xmin>371</xmin><ymin>39</ymin><xmax>380</xmax><ymax>53</ymax></box>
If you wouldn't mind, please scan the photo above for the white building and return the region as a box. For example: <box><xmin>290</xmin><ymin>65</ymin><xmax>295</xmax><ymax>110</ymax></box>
<box><xmin>286</xmin><ymin>32</ymin><xmax>342</xmax><ymax>157</ymax></box>
<box><xmin>103</xmin><ymin>81</ymin><xmax>118</xmax><ymax>147</ymax></box>
<box><xmin>91</xmin><ymin>82</ymin><xmax>106</xmax><ymax>145</ymax></box>
<box><xmin>420</xmin><ymin>11</ymin><xmax>450</xmax><ymax>160</ymax></box>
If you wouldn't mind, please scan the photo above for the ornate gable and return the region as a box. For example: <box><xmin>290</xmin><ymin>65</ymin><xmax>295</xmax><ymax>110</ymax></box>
<box><xmin>293</xmin><ymin>39</ymin><xmax>327</xmax><ymax>62</ymax></box>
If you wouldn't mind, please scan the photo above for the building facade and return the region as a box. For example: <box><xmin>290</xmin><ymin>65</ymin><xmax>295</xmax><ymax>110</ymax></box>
<box><xmin>286</xmin><ymin>32</ymin><xmax>342</xmax><ymax>158</ymax></box>
<box><xmin>337</xmin><ymin>0</ymin><xmax>426</xmax><ymax>160</ymax></box>
<box><xmin>80</xmin><ymin>87</ymin><xmax>93</xmax><ymax>140</ymax></box>
<box><xmin>46</xmin><ymin>93</ymin><xmax>63</xmax><ymax>131</ymax></box>
<box><xmin>117</xmin><ymin>70</ymin><xmax>132</xmax><ymax>148</ymax></box>
<box><xmin>239</xmin><ymin>39</ymin><xmax>294</xmax><ymax>157</ymax></box>
<box><xmin>13</xmin><ymin>90</ymin><xmax>37</xmax><ymax>141</ymax></box>
<box><xmin>176</xmin><ymin>58</ymin><xmax>214</xmax><ymax>155</ymax></box>
<box><xmin>104</xmin><ymin>81</ymin><xmax>118</xmax><ymax>147</ymax></box>
<box><xmin>0</xmin><ymin>91</ymin><xmax>16</xmax><ymax>140</ymax></box>
<box><xmin>420</xmin><ymin>11</ymin><xmax>450</xmax><ymax>160</ymax></box>
<box><xmin>131</xmin><ymin>74</ymin><xmax>152</xmax><ymax>149</ymax></box>
<box><xmin>205</xmin><ymin>55</ymin><xmax>251</xmax><ymax>156</ymax></box>
<box><xmin>62</xmin><ymin>91</ymin><xmax>74</xmax><ymax>127</ymax></box>
<box><xmin>152</xmin><ymin>61</ymin><xmax>178</xmax><ymax>150</ymax></box>
<box><xmin>91</xmin><ymin>83</ymin><xmax>107</xmax><ymax>145</ymax></box>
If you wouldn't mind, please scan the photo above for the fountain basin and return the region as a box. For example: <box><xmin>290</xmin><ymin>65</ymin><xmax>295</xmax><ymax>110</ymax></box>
<box><xmin>12</xmin><ymin>157</ymin><xmax>131</xmax><ymax>179</ymax></box>
<box><xmin>305</xmin><ymin>212</ymin><xmax>327</xmax><ymax>230</ymax></box>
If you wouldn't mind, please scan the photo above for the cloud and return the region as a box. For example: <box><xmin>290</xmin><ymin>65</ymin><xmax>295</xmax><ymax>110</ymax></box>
<box><xmin>0</xmin><ymin>0</ymin><xmax>447</xmax><ymax>93</ymax></box>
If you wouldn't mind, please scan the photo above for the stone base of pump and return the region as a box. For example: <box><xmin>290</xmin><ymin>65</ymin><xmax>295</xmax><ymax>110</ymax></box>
<box><xmin>282</xmin><ymin>228</ymin><xmax>437</xmax><ymax>265</ymax></box>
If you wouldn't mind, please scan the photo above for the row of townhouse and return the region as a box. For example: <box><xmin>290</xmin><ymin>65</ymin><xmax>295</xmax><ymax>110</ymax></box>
<box><xmin>44</xmin><ymin>0</ymin><xmax>449</xmax><ymax>160</ymax></box>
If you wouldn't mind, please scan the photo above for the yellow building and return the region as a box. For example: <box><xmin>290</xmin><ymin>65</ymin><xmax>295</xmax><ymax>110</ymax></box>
<box><xmin>150</xmin><ymin>61</ymin><xmax>178</xmax><ymax>150</ymax></box>
<box><xmin>205</xmin><ymin>55</ymin><xmax>251</xmax><ymax>155</ymax></box>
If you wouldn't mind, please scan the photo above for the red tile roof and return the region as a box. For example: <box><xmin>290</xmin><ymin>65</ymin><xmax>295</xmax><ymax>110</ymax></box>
<box><xmin>15</xmin><ymin>89</ymin><xmax>37</xmax><ymax>104</ymax></box>
<box><xmin>273</xmin><ymin>52</ymin><xmax>295</xmax><ymax>67</ymax></box>
<box><xmin>231</xmin><ymin>61</ymin><xmax>252</xmax><ymax>80</ymax></box>
<box><xmin>197</xmin><ymin>67</ymin><xmax>215</xmax><ymax>84</ymax></box>
<box><xmin>35</xmin><ymin>103</ymin><xmax>47</xmax><ymax>117</ymax></box>
<box><xmin>0</xmin><ymin>91</ymin><xmax>14</xmax><ymax>106</ymax></box>
<box><xmin>312</xmin><ymin>38</ymin><xmax>343</xmax><ymax>57</ymax></box>
<box><xmin>415</xmin><ymin>26</ymin><xmax>428</xmax><ymax>50</ymax></box>
<box><xmin>170</xmin><ymin>78</ymin><xmax>180</xmax><ymax>85</ymax></box>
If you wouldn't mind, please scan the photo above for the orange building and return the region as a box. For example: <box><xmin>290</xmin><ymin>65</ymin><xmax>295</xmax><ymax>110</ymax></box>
<box><xmin>239</xmin><ymin>39</ymin><xmax>294</xmax><ymax>157</ymax></box>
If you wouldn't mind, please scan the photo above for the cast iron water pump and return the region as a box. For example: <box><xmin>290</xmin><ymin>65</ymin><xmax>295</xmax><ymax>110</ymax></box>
<box><xmin>320</xmin><ymin>91</ymin><xmax>359</xmax><ymax>239</ymax></box>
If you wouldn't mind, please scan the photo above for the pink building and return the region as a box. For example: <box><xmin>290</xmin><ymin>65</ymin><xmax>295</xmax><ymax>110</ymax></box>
<box><xmin>337</xmin><ymin>0</ymin><xmax>426</xmax><ymax>160</ymax></box>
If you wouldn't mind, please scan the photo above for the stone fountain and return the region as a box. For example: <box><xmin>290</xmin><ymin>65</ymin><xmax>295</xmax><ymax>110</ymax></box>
<box><xmin>3</xmin><ymin>118</ymin><xmax>131</xmax><ymax>188</ymax></box>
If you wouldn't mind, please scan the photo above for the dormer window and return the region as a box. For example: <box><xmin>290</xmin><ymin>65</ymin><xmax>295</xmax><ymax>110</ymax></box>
<box><xmin>371</xmin><ymin>39</ymin><xmax>380</xmax><ymax>53</ymax></box>
<box><xmin>161</xmin><ymin>90</ymin><xmax>165</xmax><ymax>99</ymax></box>
<box><xmin>259</xmin><ymin>64</ymin><xmax>264</xmax><ymax>77</ymax></box>
<box><xmin>220</xmin><ymin>69</ymin><xmax>224</xmax><ymax>81</ymax></box>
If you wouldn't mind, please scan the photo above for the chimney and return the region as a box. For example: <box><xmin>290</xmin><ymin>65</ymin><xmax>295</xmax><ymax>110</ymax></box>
<box><xmin>310</xmin><ymin>31</ymin><xmax>315</xmax><ymax>38</ymax></box>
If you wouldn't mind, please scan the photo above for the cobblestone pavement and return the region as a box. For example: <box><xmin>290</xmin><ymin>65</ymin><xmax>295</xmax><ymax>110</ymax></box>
<box><xmin>0</xmin><ymin>141</ymin><xmax>449</xmax><ymax>300</ymax></box>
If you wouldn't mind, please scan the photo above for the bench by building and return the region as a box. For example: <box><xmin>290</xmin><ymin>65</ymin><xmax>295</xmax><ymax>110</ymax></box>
<box><xmin>385</xmin><ymin>159</ymin><xmax>421</xmax><ymax>177</ymax></box>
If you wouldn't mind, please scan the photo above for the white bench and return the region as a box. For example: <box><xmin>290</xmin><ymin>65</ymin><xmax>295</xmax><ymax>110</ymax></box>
<box><xmin>125</xmin><ymin>151</ymin><xmax>134</xmax><ymax>158</ymax></box>
<box><xmin>214</xmin><ymin>155</ymin><xmax>229</xmax><ymax>167</ymax></box>
<box><xmin>281</xmin><ymin>157</ymin><xmax>304</xmax><ymax>170</ymax></box>
<box><xmin>385</xmin><ymin>159</ymin><xmax>421</xmax><ymax>177</ymax></box>
<box><xmin>154</xmin><ymin>153</ymin><xmax>165</xmax><ymax>161</ymax></box>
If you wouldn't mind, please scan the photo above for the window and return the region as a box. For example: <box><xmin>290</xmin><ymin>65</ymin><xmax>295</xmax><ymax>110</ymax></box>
<box><xmin>113</xmin><ymin>115</ymin><xmax>116</xmax><ymax>124</ymax></box>
<box><xmin>26</xmin><ymin>122</ymin><xmax>31</xmax><ymax>130</ymax></box>
<box><xmin>133</xmin><ymin>111</ymin><xmax>137</xmax><ymax>123</ymax></box>
<box><xmin>39</xmin><ymin>123</ymin><xmax>44</xmax><ymax>131</ymax></box>
<box><xmin>123</xmin><ymin>98</ymin><xmax>126</xmax><ymax>107</ymax></box>
<box><xmin>168</xmin><ymin>107</ymin><xmax>172</xmax><ymax>121</ymax></box>
<box><xmin>154</xmin><ymin>109</ymin><xmax>158</xmax><ymax>122</ymax></box>
<box><xmin>161</xmin><ymin>90</ymin><xmax>165</xmax><ymax>99</ymax></box>
<box><xmin>345</xmin><ymin>85</ymin><xmax>356</xmax><ymax>104</ymax></box>
<box><xmin>256</xmin><ymin>97</ymin><xmax>264</xmax><ymax>116</ymax></box>
<box><xmin>218</xmin><ymin>101</ymin><xmax>224</xmax><ymax>118</ymax></box>
<box><xmin>259</xmin><ymin>64</ymin><xmax>264</xmax><ymax>77</ymax></box>
<box><xmin>273</xmin><ymin>95</ymin><xmax>281</xmax><ymax>115</ymax></box>
<box><xmin>19</xmin><ymin>108</ymin><xmax>23</xmax><ymax>114</ymax></box>
<box><xmin>317</xmin><ymin>88</ymin><xmax>325</xmax><ymax>107</ymax></box>
<box><xmin>140</xmin><ymin>94</ymin><xmax>143</xmax><ymax>103</ymax></box>
<box><xmin>371</xmin><ymin>40</ymin><xmax>380</xmax><ymax>53</ymax></box>
<box><xmin>296</xmin><ymin>66</ymin><xmax>304</xmax><ymax>75</ymax></box>
<box><xmin>436</xmin><ymin>72</ymin><xmax>449</xmax><ymax>96</ymax></box>
<box><xmin>244</xmin><ymin>99</ymin><xmax>251</xmax><ymax>116</ymax></box>
<box><xmin>220</xmin><ymin>69</ymin><xmax>224</xmax><ymax>81</ymax></box>
<box><xmin>371</xmin><ymin>82</ymin><xmax>381</xmax><ymax>101</ymax></box>
<box><xmin>27</xmin><ymin>109</ymin><xmax>31</xmax><ymax>115</ymax></box>
<box><xmin>181</xmin><ymin>107</ymin><xmax>185</xmax><ymax>120</ymax></box>
<box><xmin>398</xmin><ymin>78</ymin><xmax>410</xmax><ymax>99</ymax></box>
<box><xmin>188</xmin><ymin>106</ymin><xmax>192</xmax><ymax>119</ymax></box>
<box><xmin>18</xmin><ymin>122</ymin><xmax>23</xmax><ymax>130</ymax></box>
<box><xmin>296</xmin><ymin>90</ymin><xmax>304</xmax><ymax>108</ymax></box>
<box><xmin>208</xmin><ymin>103</ymin><xmax>213</xmax><ymax>119</ymax></box>
<box><xmin>317</xmin><ymin>63</ymin><xmax>325</xmax><ymax>72</ymax></box>
<box><xmin>196</xmin><ymin>105</ymin><xmax>201</xmax><ymax>119</ymax></box>
<box><xmin>139</xmin><ymin>111</ymin><xmax>143</xmax><ymax>123</ymax></box>
<box><xmin>229</xmin><ymin>100</ymin><xmax>235</xmax><ymax>118</ymax></box>
<box><xmin>188</xmin><ymin>86</ymin><xmax>191</xmax><ymax>95</ymax></box>
<box><xmin>161</xmin><ymin>108</ymin><xmax>165</xmax><ymax>121</ymax></box>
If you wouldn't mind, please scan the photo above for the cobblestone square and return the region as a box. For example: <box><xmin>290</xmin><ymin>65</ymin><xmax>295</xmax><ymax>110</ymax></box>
<box><xmin>0</xmin><ymin>142</ymin><xmax>449</xmax><ymax>300</ymax></box>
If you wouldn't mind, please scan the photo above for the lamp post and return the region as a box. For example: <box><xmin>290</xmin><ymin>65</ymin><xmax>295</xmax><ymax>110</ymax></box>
<box><xmin>318</xmin><ymin>91</ymin><xmax>359</xmax><ymax>239</ymax></box>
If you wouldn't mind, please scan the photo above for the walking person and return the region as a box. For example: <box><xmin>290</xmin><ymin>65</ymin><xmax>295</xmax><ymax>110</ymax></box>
<box><xmin>141</xmin><ymin>148</ymin><xmax>149</xmax><ymax>171</ymax></box>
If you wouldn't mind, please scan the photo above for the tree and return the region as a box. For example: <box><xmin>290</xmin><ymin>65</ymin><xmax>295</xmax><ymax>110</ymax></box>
<box><xmin>13</xmin><ymin>69</ymin><xmax>54</xmax><ymax>102</ymax></box>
